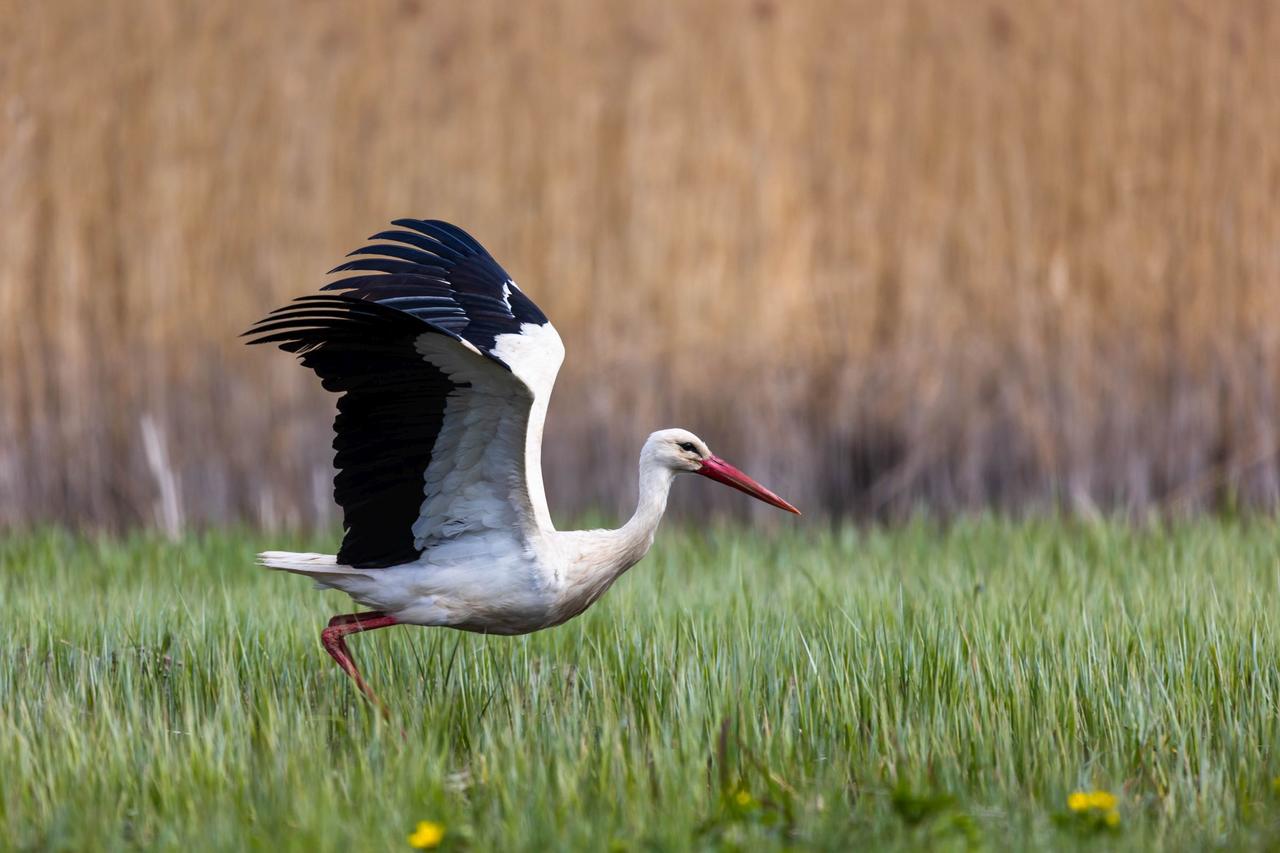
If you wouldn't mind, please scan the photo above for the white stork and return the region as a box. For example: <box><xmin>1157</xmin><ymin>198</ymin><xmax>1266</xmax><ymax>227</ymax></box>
<box><xmin>246</xmin><ymin>219</ymin><xmax>799</xmax><ymax>710</ymax></box>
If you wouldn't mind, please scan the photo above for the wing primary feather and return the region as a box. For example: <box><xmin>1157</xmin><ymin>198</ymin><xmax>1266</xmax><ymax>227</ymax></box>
<box><xmin>417</xmin><ymin>219</ymin><xmax>490</xmax><ymax>255</ymax></box>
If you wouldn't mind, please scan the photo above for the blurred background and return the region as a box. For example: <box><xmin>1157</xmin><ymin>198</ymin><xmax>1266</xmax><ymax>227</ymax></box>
<box><xmin>2</xmin><ymin>0</ymin><xmax>1278</xmax><ymax>532</ymax></box>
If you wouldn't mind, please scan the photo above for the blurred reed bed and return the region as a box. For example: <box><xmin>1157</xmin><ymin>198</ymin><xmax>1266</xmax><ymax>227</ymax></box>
<box><xmin>2</xmin><ymin>0</ymin><xmax>1278</xmax><ymax>530</ymax></box>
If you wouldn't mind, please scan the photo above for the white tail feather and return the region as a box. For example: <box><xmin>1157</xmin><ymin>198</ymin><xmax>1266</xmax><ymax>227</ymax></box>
<box><xmin>256</xmin><ymin>551</ymin><xmax>373</xmax><ymax>579</ymax></box>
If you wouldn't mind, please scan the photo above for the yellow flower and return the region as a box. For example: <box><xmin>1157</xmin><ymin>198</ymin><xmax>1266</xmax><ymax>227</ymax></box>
<box><xmin>734</xmin><ymin>789</ymin><xmax>753</xmax><ymax>807</ymax></box>
<box><xmin>408</xmin><ymin>821</ymin><xmax>445</xmax><ymax>849</ymax></box>
<box><xmin>1104</xmin><ymin>809</ymin><xmax>1120</xmax><ymax>828</ymax></box>
<box><xmin>1086</xmin><ymin>791</ymin><xmax>1117</xmax><ymax>811</ymax></box>
<box><xmin>1067</xmin><ymin>789</ymin><xmax>1117</xmax><ymax>813</ymax></box>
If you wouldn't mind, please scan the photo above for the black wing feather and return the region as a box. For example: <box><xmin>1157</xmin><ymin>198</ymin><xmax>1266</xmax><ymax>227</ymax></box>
<box><xmin>246</xmin><ymin>296</ymin><xmax>452</xmax><ymax>567</ymax></box>
<box><xmin>245</xmin><ymin>220</ymin><xmax>551</xmax><ymax>569</ymax></box>
<box><xmin>323</xmin><ymin>218</ymin><xmax>548</xmax><ymax>355</ymax></box>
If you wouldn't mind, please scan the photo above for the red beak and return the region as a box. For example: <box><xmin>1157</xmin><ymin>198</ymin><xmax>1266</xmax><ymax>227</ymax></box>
<box><xmin>695</xmin><ymin>455</ymin><xmax>801</xmax><ymax>515</ymax></box>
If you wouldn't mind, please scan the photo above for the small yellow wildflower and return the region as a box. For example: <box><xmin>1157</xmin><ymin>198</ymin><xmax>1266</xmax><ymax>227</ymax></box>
<box><xmin>1104</xmin><ymin>809</ymin><xmax>1120</xmax><ymax>828</ymax></box>
<box><xmin>1086</xmin><ymin>791</ymin><xmax>1117</xmax><ymax>811</ymax></box>
<box><xmin>1067</xmin><ymin>789</ymin><xmax>1117</xmax><ymax>813</ymax></box>
<box><xmin>408</xmin><ymin>821</ymin><xmax>445</xmax><ymax>849</ymax></box>
<box><xmin>734</xmin><ymin>789</ymin><xmax>753</xmax><ymax>807</ymax></box>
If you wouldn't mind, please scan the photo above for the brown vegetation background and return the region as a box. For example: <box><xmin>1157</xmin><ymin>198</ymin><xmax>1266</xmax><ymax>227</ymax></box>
<box><xmin>3</xmin><ymin>0</ymin><xmax>1279</xmax><ymax>531</ymax></box>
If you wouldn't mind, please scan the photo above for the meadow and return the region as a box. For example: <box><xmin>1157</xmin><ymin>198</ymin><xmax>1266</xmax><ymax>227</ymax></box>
<box><xmin>4</xmin><ymin>521</ymin><xmax>1280</xmax><ymax>851</ymax></box>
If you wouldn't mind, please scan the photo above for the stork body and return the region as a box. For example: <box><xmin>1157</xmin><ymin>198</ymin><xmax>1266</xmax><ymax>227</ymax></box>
<box><xmin>260</xmin><ymin>433</ymin><xmax>686</xmax><ymax>635</ymax></box>
<box><xmin>248</xmin><ymin>220</ymin><xmax>798</xmax><ymax>710</ymax></box>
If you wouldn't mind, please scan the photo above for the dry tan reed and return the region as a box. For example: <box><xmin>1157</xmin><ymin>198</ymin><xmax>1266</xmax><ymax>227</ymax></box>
<box><xmin>2</xmin><ymin>0</ymin><xmax>1279</xmax><ymax>529</ymax></box>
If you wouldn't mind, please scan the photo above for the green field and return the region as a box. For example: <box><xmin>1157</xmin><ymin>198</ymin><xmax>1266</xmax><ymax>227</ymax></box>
<box><xmin>3</xmin><ymin>521</ymin><xmax>1280</xmax><ymax>851</ymax></box>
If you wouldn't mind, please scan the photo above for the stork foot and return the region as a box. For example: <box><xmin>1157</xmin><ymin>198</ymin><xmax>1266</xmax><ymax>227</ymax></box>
<box><xmin>321</xmin><ymin>611</ymin><xmax>399</xmax><ymax>718</ymax></box>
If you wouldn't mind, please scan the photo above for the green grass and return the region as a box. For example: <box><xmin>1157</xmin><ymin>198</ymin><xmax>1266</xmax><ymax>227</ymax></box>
<box><xmin>3</xmin><ymin>520</ymin><xmax>1280</xmax><ymax>851</ymax></box>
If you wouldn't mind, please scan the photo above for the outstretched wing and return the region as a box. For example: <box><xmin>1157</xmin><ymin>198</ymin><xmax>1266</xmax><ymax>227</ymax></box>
<box><xmin>246</xmin><ymin>220</ymin><xmax>564</xmax><ymax>568</ymax></box>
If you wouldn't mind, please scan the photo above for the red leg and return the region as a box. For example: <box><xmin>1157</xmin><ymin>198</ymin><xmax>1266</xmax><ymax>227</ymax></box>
<box><xmin>321</xmin><ymin>611</ymin><xmax>399</xmax><ymax>715</ymax></box>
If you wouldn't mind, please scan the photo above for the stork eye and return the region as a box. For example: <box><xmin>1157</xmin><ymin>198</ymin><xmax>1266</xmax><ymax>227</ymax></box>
<box><xmin>678</xmin><ymin>442</ymin><xmax>697</xmax><ymax>453</ymax></box>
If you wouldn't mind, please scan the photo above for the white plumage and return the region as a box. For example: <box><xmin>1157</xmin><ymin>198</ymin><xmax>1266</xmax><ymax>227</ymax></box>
<box><xmin>248</xmin><ymin>219</ymin><xmax>798</xmax><ymax>710</ymax></box>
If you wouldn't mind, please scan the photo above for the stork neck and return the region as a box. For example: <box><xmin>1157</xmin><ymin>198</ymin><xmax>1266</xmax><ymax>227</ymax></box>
<box><xmin>555</xmin><ymin>452</ymin><xmax>674</xmax><ymax>618</ymax></box>
<box><xmin>620</xmin><ymin>458</ymin><xmax>676</xmax><ymax>550</ymax></box>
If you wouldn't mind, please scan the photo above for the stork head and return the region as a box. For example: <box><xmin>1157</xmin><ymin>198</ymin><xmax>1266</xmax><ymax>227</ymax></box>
<box><xmin>645</xmin><ymin>428</ymin><xmax>801</xmax><ymax>514</ymax></box>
